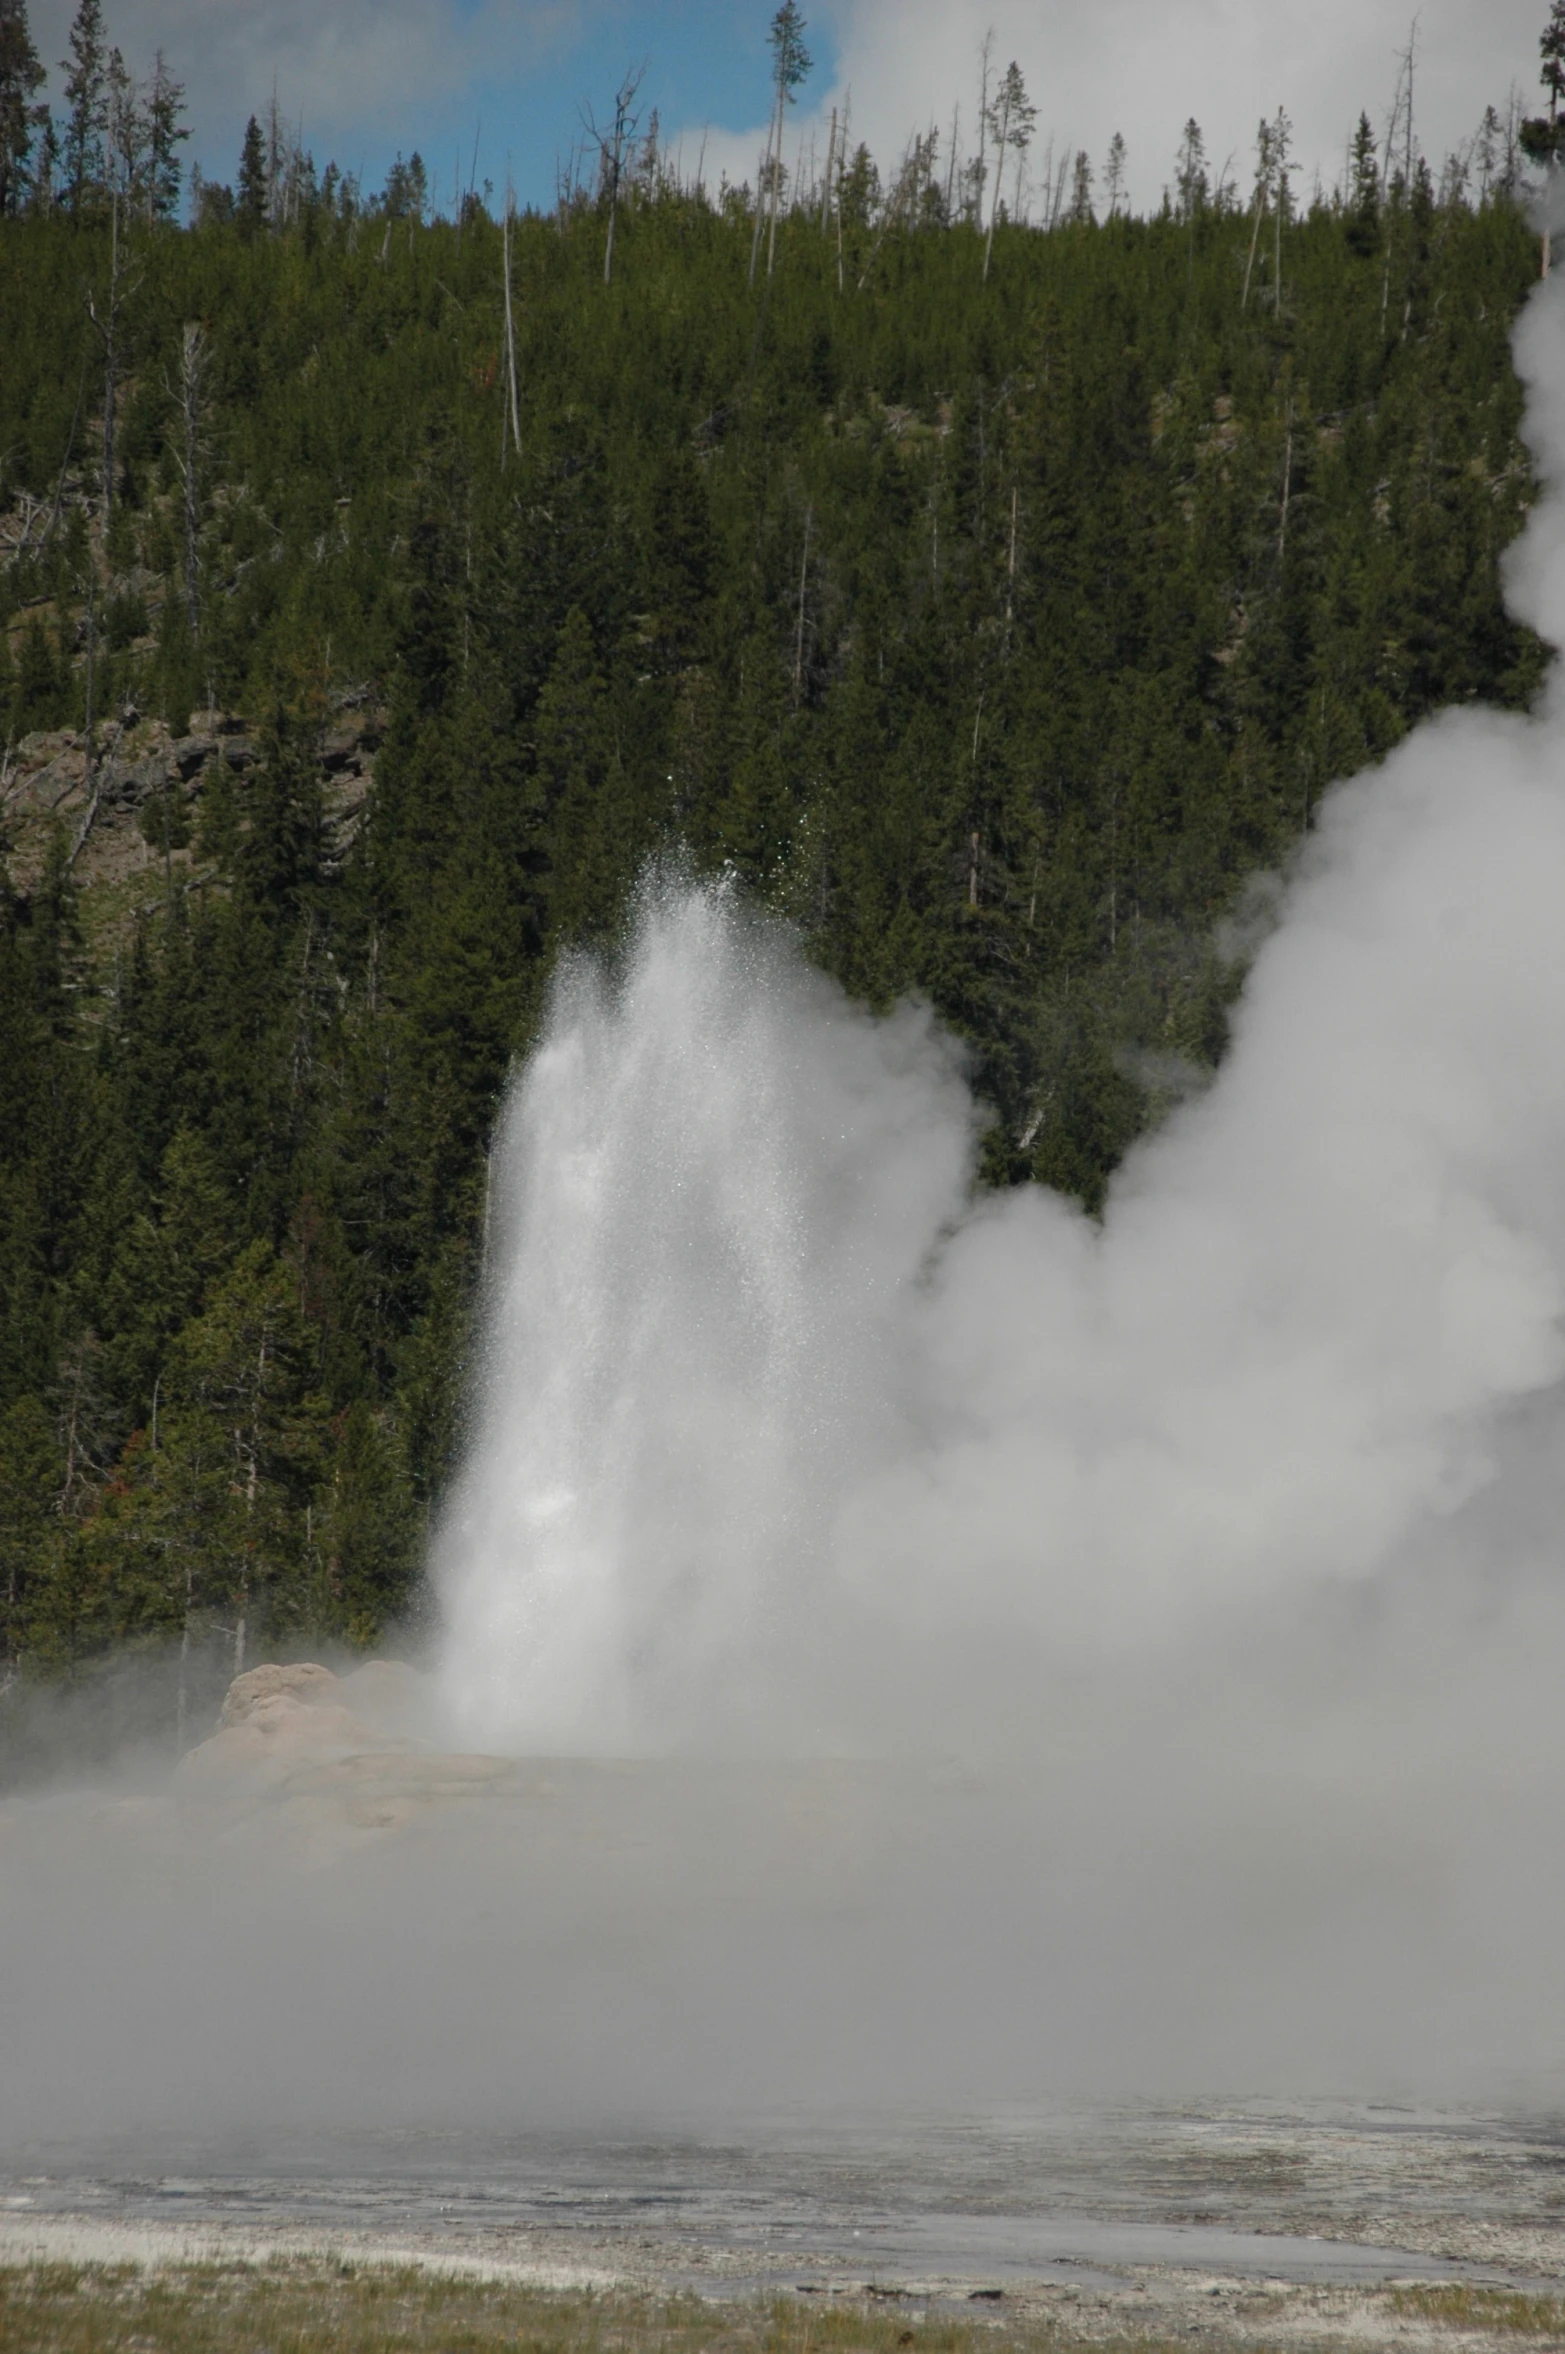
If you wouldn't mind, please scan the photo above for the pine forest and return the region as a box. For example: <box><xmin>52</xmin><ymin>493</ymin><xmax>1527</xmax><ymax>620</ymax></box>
<box><xmin>1</xmin><ymin>0</ymin><xmax>1562</xmax><ymax>1753</ymax></box>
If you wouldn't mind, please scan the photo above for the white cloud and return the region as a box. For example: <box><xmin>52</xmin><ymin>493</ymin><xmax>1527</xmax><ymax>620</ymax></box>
<box><xmin>27</xmin><ymin>0</ymin><xmax>1548</xmax><ymax>210</ymax></box>
<box><xmin>685</xmin><ymin>0</ymin><xmax>1548</xmax><ymax>216</ymax></box>
<box><xmin>30</xmin><ymin>0</ymin><xmax>585</xmax><ymax>178</ymax></box>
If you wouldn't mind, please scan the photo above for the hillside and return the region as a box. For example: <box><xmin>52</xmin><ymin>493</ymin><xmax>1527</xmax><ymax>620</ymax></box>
<box><xmin>0</xmin><ymin>165</ymin><xmax>1550</xmax><ymax>1712</ymax></box>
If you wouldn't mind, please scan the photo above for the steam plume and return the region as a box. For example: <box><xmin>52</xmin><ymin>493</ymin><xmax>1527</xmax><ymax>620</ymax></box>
<box><xmin>4</xmin><ymin>283</ymin><xmax>1565</xmax><ymax>2150</ymax></box>
<box><xmin>438</xmin><ymin>278</ymin><xmax>1565</xmax><ymax>1770</ymax></box>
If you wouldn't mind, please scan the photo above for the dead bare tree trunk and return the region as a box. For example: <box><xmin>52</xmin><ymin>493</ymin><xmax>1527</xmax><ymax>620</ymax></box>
<box><xmin>176</xmin><ymin>1563</ymin><xmax>192</xmax><ymax>1753</ymax></box>
<box><xmin>766</xmin><ymin>111</ymin><xmax>787</xmax><ymax>277</ymax></box>
<box><xmin>1004</xmin><ymin>482</ymin><xmax>1018</xmax><ymax>632</ymax></box>
<box><xmin>585</xmin><ymin>64</ymin><xmax>645</xmax><ymax>286</ymax></box>
<box><xmin>101</xmin><ymin>194</ymin><xmax>118</xmax><ymax>522</ymax></box>
<box><xmin>748</xmin><ymin>135</ymin><xmax>768</xmax><ymax>283</ymax></box>
<box><xmin>175</xmin><ymin>322</ymin><xmax>207</xmax><ymax>636</ymax></box>
<box><xmin>1242</xmin><ymin>185</ymin><xmax>1265</xmax><ymax>309</ymax></box>
<box><xmin>68</xmin><ymin>585</ymin><xmax>101</xmax><ymax>872</ymax></box>
<box><xmin>974</xmin><ymin>29</ymin><xmax>993</xmax><ymax>239</ymax></box>
<box><xmin>1271</xmin><ymin>113</ymin><xmax>1290</xmax><ymax>316</ymax></box>
<box><xmin>1380</xmin><ymin>32</ymin><xmax>1415</xmax><ymax>333</ymax></box>
<box><xmin>502</xmin><ymin>190</ymin><xmax>523</xmax><ymax>464</ymax></box>
<box><xmin>968</xmin><ymin>691</ymin><xmax>985</xmax><ymax>909</ymax></box>
<box><xmin>835</xmin><ymin>97</ymin><xmax>849</xmax><ymax>291</ymax></box>
<box><xmin>792</xmin><ymin>505</ymin><xmax>812</xmax><ymax>702</ymax></box>
<box><xmin>750</xmin><ymin>78</ymin><xmax>783</xmax><ymax>285</ymax></box>
<box><xmin>87</xmin><ymin>190</ymin><xmax>134</xmax><ymax>526</ymax></box>
<box><xmin>1241</xmin><ymin>128</ymin><xmax>1271</xmax><ymax>312</ymax></box>
<box><xmin>983</xmin><ymin>77</ymin><xmax>1010</xmax><ymax>282</ymax></box>
<box><xmin>1049</xmin><ymin>148</ymin><xmax>1069</xmax><ymax>229</ymax></box>
<box><xmin>231</xmin><ymin>1312</ymin><xmax>270</xmax><ymax>1679</ymax></box>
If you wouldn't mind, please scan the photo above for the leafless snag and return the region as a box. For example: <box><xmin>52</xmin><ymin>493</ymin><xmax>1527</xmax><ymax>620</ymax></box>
<box><xmin>582</xmin><ymin>62</ymin><xmax>646</xmax><ymax>287</ymax></box>
<box><xmin>501</xmin><ymin>182</ymin><xmax>522</xmax><ymax>463</ymax></box>
<box><xmin>85</xmin><ymin>185</ymin><xmax>141</xmax><ymax>524</ymax></box>
<box><xmin>170</xmin><ymin>320</ymin><xmax>209</xmax><ymax>636</ymax></box>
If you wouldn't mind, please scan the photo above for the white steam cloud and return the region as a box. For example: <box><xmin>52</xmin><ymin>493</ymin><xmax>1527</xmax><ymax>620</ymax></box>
<box><xmin>437</xmin><ymin>277</ymin><xmax>1565</xmax><ymax>1765</ymax></box>
<box><xmin>3</xmin><ymin>280</ymin><xmax>1565</xmax><ymax>2154</ymax></box>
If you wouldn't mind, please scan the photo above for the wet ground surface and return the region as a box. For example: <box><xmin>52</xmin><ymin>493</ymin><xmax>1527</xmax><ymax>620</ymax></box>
<box><xmin>5</xmin><ymin>2103</ymin><xmax>1565</xmax><ymax>2298</ymax></box>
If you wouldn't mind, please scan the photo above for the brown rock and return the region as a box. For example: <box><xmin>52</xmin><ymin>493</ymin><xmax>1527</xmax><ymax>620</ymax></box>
<box><xmin>167</xmin><ymin>734</ymin><xmax>218</xmax><ymax>780</ymax></box>
<box><xmin>176</xmin><ymin>1660</ymin><xmax>437</xmax><ymax>1813</ymax></box>
<box><xmin>320</xmin><ymin>721</ymin><xmax>362</xmax><ymax>769</ymax></box>
<box><xmin>219</xmin><ymin>1660</ymin><xmax>341</xmax><ymax>1727</ymax></box>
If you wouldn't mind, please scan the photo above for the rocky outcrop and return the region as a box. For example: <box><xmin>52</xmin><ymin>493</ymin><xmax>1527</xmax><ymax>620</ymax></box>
<box><xmin>172</xmin><ymin>1659</ymin><xmax>902</xmax><ymax>1891</ymax></box>
<box><xmin>178</xmin><ymin>1658</ymin><xmax>425</xmax><ymax>1791</ymax></box>
<box><xmin>172</xmin><ymin>1658</ymin><xmax>529</xmax><ymax>1842</ymax></box>
<box><xmin>218</xmin><ymin>1659</ymin><xmax>345</xmax><ymax>1725</ymax></box>
<box><xmin>0</xmin><ymin>701</ymin><xmax>386</xmax><ymax>908</ymax></box>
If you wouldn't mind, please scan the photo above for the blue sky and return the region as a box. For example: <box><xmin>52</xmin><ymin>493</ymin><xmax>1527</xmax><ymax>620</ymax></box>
<box><xmin>29</xmin><ymin>0</ymin><xmax>842</xmax><ymax>216</ymax></box>
<box><xmin>277</xmin><ymin>2</ymin><xmax>845</xmax><ymax>217</ymax></box>
<box><xmin>25</xmin><ymin>0</ymin><xmax>1553</xmax><ymax>223</ymax></box>
<box><xmin>471</xmin><ymin>4</ymin><xmax>844</xmax><ymax>213</ymax></box>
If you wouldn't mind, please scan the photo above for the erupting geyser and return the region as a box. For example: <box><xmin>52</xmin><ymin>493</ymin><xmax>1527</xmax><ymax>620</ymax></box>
<box><xmin>4</xmin><ymin>282</ymin><xmax>1565</xmax><ymax>2148</ymax></box>
<box><xmin>434</xmin><ymin>887</ymin><xmax>973</xmax><ymax>1754</ymax></box>
<box><xmin>437</xmin><ymin>276</ymin><xmax>1565</xmax><ymax>1772</ymax></box>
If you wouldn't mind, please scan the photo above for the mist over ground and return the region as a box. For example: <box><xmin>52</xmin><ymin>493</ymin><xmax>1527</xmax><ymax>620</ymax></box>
<box><xmin>3</xmin><ymin>276</ymin><xmax>1565</xmax><ymax>2156</ymax></box>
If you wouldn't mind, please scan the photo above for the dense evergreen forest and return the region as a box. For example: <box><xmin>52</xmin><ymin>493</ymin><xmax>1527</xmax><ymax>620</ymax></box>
<box><xmin>0</xmin><ymin>0</ymin><xmax>1559</xmax><ymax>1729</ymax></box>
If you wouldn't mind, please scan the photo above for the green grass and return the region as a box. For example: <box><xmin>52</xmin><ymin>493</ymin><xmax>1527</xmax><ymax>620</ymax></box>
<box><xmin>0</xmin><ymin>2266</ymin><xmax>1067</xmax><ymax>2354</ymax></box>
<box><xmin>1389</xmin><ymin>2285</ymin><xmax>1565</xmax><ymax>2337</ymax></box>
<box><xmin>10</xmin><ymin>2260</ymin><xmax>1565</xmax><ymax>2354</ymax></box>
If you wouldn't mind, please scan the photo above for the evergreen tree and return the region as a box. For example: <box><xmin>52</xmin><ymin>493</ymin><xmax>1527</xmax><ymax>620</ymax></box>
<box><xmin>1520</xmin><ymin>0</ymin><xmax>1565</xmax><ymax>167</ymax></box>
<box><xmin>380</xmin><ymin>149</ymin><xmax>427</xmax><ymax>220</ymax></box>
<box><xmin>59</xmin><ymin>0</ymin><xmax>106</xmax><ymax>216</ymax></box>
<box><xmin>767</xmin><ymin>2</ymin><xmax>811</xmax><ymax>115</ymax></box>
<box><xmin>1103</xmin><ymin>130</ymin><xmax>1127</xmax><ymax>215</ymax></box>
<box><xmin>1175</xmin><ymin>118</ymin><xmax>1209</xmax><ymax>219</ymax></box>
<box><xmin>751</xmin><ymin>2</ymin><xmax>811</xmax><ymax>281</ymax></box>
<box><xmin>103</xmin><ymin>44</ymin><xmax>141</xmax><ymax>201</ymax></box>
<box><xmin>143</xmin><ymin>48</ymin><xmax>187</xmax><ymax>221</ymax></box>
<box><xmin>11</xmin><ymin>613</ymin><xmax>62</xmax><ymax>732</ymax></box>
<box><xmin>0</xmin><ymin>1395</ymin><xmax>57</xmax><ymax>1668</ymax></box>
<box><xmin>25</xmin><ymin>98</ymin><xmax>53</xmax><ymax>205</ymax></box>
<box><xmin>236</xmin><ymin>112</ymin><xmax>267</xmax><ymax>234</ymax></box>
<box><xmin>1346</xmin><ymin>111</ymin><xmax>1379</xmax><ymax>252</ymax></box>
<box><xmin>99</xmin><ymin>1126</ymin><xmax>236</xmax><ymax>1421</ymax></box>
<box><xmin>983</xmin><ymin>59</ymin><xmax>1036</xmax><ymax>276</ymax></box>
<box><xmin>322</xmin><ymin>1399</ymin><xmax>417</xmax><ymax>1642</ymax></box>
<box><xmin>159</xmin><ymin>1240</ymin><xmax>327</xmax><ymax>1668</ymax></box>
<box><xmin>1475</xmin><ymin>103</ymin><xmax>1504</xmax><ymax>201</ymax></box>
<box><xmin>0</xmin><ymin>0</ymin><xmax>44</xmax><ymax>216</ymax></box>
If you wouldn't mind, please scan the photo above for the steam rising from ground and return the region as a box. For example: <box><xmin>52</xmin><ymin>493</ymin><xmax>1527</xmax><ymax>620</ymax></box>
<box><xmin>439</xmin><ymin>279</ymin><xmax>1565</xmax><ymax>1766</ymax></box>
<box><xmin>4</xmin><ymin>283</ymin><xmax>1565</xmax><ymax>2151</ymax></box>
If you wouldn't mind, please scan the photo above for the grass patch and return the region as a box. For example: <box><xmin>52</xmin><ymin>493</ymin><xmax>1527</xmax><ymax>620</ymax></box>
<box><xmin>0</xmin><ymin>2265</ymin><xmax>1089</xmax><ymax>2354</ymax></box>
<box><xmin>1389</xmin><ymin>2285</ymin><xmax>1565</xmax><ymax>2336</ymax></box>
<box><xmin>22</xmin><ymin>2260</ymin><xmax>1565</xmax><ymax>2354</ymax></box>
